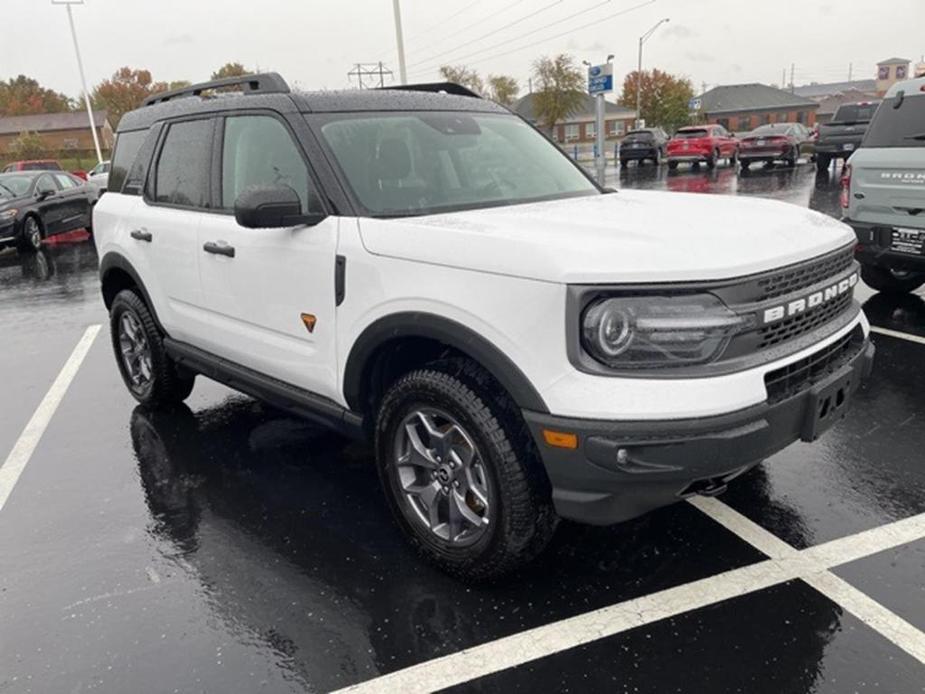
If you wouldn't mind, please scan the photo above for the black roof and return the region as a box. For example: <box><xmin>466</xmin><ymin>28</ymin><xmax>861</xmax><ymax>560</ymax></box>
<box><xmin>118</xmin><ymin>73</ymin><xmax>506</xmax><ymax>133</ymax></box>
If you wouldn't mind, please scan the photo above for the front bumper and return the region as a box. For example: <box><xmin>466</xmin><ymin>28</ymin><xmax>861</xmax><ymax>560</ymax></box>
<box><xmin>851</xmin><ymin>222</ymin><xmax>925</xmax><ymax>272</ymax></box>
<box><xmin>524</xmin><ymin>332</ymin><xmax>874</xmax><ymax>526</ymax></box>
<box><xmin>0</xmin><ymin>219</ymin><xmax>17</xmax><ymax>246</ymax></box>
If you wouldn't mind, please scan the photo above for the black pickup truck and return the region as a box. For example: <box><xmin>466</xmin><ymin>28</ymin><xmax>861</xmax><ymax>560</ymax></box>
<box><xmin>816</xmin><ymin>101</ymin><xmax>881</xmax><ymax>171</ymax></box>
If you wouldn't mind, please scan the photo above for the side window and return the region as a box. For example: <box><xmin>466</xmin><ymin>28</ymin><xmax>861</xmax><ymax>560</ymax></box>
<box><xmin>109</xmin><ymin>129</ymin><xmax>147</xmax><ymax>194</ymax></box>
<box><xmin>36</xmin><ymin>174</ymin><xmax>56</xmax><ymax>194</ymax></box>
<box><xmin>154</xmin><ymin>119</ymin><xmax>212</xmax><ymax>208</ymax></box>
<box><xmin>54</xmin><ymin>173</ymin><xmax>76</xmax><ymax>189</ymax></box>
<box><xmin>221</xmin><ymin>115</ymin><xmax>320</xmax><ymax>213</ymax></box>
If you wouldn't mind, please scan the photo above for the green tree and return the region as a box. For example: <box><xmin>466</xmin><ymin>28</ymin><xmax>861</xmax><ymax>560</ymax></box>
<box><xmin>531</xmin><ymin>54</ymin><xmax>585</xmax><ymax>132</ymax></box>
<box><xmin>211</xmin><ymin>62</ymin><xmax>250</xmax><ymax>80</ymax></box>
<box><xmin>0</xmin><ymin>76</ymin><xmax>73</xmax><ymax>116</ymax></box>
<box><xmin>486</xmin><ymin>75</ymin><xmax>519</xmax><ymax>107</ymax></box>
<box><xmin>618</xmin><ymin>69</ymin><xmax>694</xmax><ymax>133</ymax></box>
<box><xmin>167</xmin><ymin>80</ymin><xmax>193</xmax><ymax>91</ymax></box>
<box><xmin>92</xmin><ymin>67</ymin><xmax>168</xmax><ymax>128</ymax></box>
<box><xmin>9</xmin><ymin>131</ymin><xmax>48</xmax><ymax>159</ymax></box>
<box><xmin>438</xmin><ymin>65</ymin><xmax>484</xmax><ymax>95</ymax></box>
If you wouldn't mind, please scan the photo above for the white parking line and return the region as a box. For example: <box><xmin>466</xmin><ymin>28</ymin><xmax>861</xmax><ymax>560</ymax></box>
<box><xmin>337</xmin><ymin>504</ymin><xmax>925</xmax><ymax>693</ymax></box>
<box><xmin>870</xmin><ymin>326</ymin><xmax>925</xmax><ymax>346</ymax></box>
<box><xmin>0</xmin><ymin>325</ymin><xmax>100</xmax><ymax>513</ymax></box>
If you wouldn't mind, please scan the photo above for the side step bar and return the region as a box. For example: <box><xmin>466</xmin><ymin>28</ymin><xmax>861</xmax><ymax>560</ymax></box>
<box><xmin>164</xmin><ymin>338</ymin><xmax>365</xmax><ymax>439</ymax></box>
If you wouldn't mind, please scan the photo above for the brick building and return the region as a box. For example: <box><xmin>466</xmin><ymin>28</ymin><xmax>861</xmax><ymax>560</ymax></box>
<box><xmin>513</xmin><ymin>92</ymin><xmax>636</xmax><ymax>145</ymax></box>
<box><xmin>693</xmin><ymin>83</ymin><xmax>819</xmax><ymax>133</ymax></box>
<box><xmin>0</xmin><ymin>110</ymin><xmax>113</xmax><ymax>158</ymax></box>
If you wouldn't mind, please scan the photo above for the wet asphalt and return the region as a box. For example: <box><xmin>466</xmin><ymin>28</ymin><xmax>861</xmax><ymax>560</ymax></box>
<box><xmin>0</xmin><ymin>162</ymin><xmax>923</xmax><ymax>693</ymax></box>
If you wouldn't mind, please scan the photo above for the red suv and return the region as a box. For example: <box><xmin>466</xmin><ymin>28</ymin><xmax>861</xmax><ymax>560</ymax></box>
<box><xmin>667</xmin><ymin>125</ymin><xmax>738</xmax><ymax>170</ymax></box>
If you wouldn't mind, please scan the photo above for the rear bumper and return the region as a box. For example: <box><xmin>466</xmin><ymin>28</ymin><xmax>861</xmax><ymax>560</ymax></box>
<box><xmin>524</xmin><ymin>333</ymin><xmax>874</xmax><ymax>526</ymax></box>
<box><xmin>739</xmin><ymin>146</ymin><xmax>793</xmax><ymax>161</ymax></box>
<box><xmin>668</xmin><ymin>152</ymin><xmax>710</xmax><ymax>163</ymax></box>
<box><xmin>850</xmin><ymin>222</ymin><xmax>925</xmax><ymax>272</ymax></box>
<box><xmin>816</xmin><ymin>142</ymin><xmax>859</xmax><ymax>155</ymax></box>
<box><xmin>621</xmin><ymin>147</ymin><xmax>657</xmax><ymax>160</ymax></box>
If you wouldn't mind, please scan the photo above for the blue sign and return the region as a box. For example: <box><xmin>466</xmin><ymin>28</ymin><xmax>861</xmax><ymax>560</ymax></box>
<box><xmin>588</xmin><ymin>63</ymin><xmax>613</xmax><ymax>95</ymax></box>
<box><xmin>688</xmin><ymin>97</ymin><xmax>702</xmax><ymax>111</ymax></box>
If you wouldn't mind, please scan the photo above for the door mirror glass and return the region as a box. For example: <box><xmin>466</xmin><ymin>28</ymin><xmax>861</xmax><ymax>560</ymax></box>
<box><xmin>36</xmin><ymin>180</ymin><xmax>56</xmax><ymax>199</ymax></box>
<box><xmin>234</xmin><ymin>184</ymin><xmax>325</xmax><ymax>229</ymax></box>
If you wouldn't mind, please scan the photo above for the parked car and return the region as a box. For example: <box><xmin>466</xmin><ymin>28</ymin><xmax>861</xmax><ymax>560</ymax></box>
<box><xmin>0</xmin><ymin>170</ymin><xmax>98</xmax><ymax>253</ymax></box>
<box><xmin>666</xmin><ymin>125</ymin><xmax>738</xmax><ymax>170</ymax></box>
<box><xmin>843</xmin><ymin>76</ymin><xmax>925</xmax><ymax>294</ymax></box>
<box><xmin>87</xmin><ymin>160</ymin><xmax>111</xmax><ymax>190</ymax></box>
<box><xmin>619</xmin><ymin>128</ymin><xmax>669</xmax><ymax>167</ymax></box>
<box><xmin>95</xmin><ymin>73</ymin><xmax>874</xmax><ymax>579</ymax></box>
<box><xmin>2</xmin><ymin>159</ymin><xmax>88</xmax><ymax>181</ymax></box>
<box><xmin>738</xmin><ymin>123</ymin><xmax>814</xmax><ymax>169</ymax></box>
<box><xmin>816</xmin><ymin>101</ymin><xmax>881</xmax><ymax>171</ymax></box>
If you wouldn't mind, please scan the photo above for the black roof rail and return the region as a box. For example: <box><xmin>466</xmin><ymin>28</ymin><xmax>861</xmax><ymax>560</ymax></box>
<box><xmin>379</xmin><ymin>82</ymin><xmax>482</xmax><ymax>99</ymax></box>
<box><xmin>142</xmin><ymin>72</ymin><xmax>290</xmax><ymax>107</ymax></box>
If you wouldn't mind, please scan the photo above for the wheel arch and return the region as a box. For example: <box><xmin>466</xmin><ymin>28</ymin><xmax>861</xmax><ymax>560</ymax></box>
<box><xmin>99</xmin><ymin>252</ymin><xmax>165</xmax><ymax>332</ymax></box>
<box><xmin>343</xmin><ymin>312</ymin><xmax>549</xmax><ymax>416</ymax></box>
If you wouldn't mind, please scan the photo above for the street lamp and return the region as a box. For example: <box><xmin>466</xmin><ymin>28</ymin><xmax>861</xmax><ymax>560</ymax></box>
<box><xmin>52</xmin><ymin>0</ymin><xmax>103</xmax><ymax>166</ymax></box>
<box><xmin>636</xmin><ymin>17</ymin><xmax>670</xmax><ymax>129</ymax></box>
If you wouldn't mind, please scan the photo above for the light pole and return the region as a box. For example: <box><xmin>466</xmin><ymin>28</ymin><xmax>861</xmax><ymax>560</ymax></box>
<box><xmin>636</xmin><ymin>17</ymin><xmax>670</xmax><ymax>129</ymax></box>
<box><xmin>52</xmin><ymin>0</ymin><xmax>102</xmax><ymax>166</ymax></box>
<box><xmin>392</xmin><ymin>0</ymin><xmax>407</xmax><ymax>84</ymax></box>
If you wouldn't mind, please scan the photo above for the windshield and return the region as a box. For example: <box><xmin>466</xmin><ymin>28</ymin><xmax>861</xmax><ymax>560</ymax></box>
<box><xmin>674</xmin><ymin>129</ymin><xmax>708</xmax><ymax>139</ymax></box>
<box><xmin>317</xmin><ymin>111</ymin><xmax>598</xmax><ymax>217</ymax></box>
<box><xmin>0</xmin><ymin>175</ymin><xmax>32</xmax><ymax>197</ymax></box>
<box><xmin>750</xmin><ymin>124</ymin><xmax>791</xmax><ymax>136</ymax></box>
<box><xmin>831</xmin><ymin>103</ymin><xmax>879</xmax><ymax>124</ymax></box>
<box><xmin>864</xmin><ymin>95</ymin><xmax>925</xmax><ymax>148</ymax></box>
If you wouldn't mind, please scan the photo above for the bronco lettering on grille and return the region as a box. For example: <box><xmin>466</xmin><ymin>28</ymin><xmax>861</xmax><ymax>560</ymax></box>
<box><xmin>762</xmin><ymin>272</ymin><xmax>858</xmax><ymax>324</ymax></box>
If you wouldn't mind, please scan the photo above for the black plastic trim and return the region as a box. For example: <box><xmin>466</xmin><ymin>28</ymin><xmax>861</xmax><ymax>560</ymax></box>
<box><xmin>343</xmin><ymin>312</ymin><xmax>548</xmax><ymax>413</ymax></box>
<box><xmin>379</xmin><ymin>82</ymin><xmax>482</xmax><ymax>99</ymax></box>
<box><xmin>98</xmin><ymin>252</ymin><xmax>165</xmax><ymax>332</ymax></box>
<box><xmin>164</xmin><ymin>338</ymin><xmax>364</xmax><ymax>438</ymax></box>
<box><xmin>335</xmin><ymin>255</ymin><xmax>346</xmax><ymax>306</ymax></box>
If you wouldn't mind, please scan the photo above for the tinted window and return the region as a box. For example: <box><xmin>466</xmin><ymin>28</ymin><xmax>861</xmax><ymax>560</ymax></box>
<box><xmin>36</xmin><ymin>174</ymin><xmax>56</xmax><ymax>194</ymax></box>
<box><xmin>675</xmin><ymin>129</ymin><xmax>708</xmax><ymax>139</ymax></box>
<box><xmin>155</xmin><ymin>120</ymin><xmax>212</xmax><ymax>207</ymax></box>
<box><xmin>54</xmin><ymin>173</ymin><xmax>77</xmax><ymax>189</ymax></box>
<box><xmin>624</xmin><ymin>131</ymin><xmax>654</xmax><ymax>142</ymax></box>
<box><xmin>109</xmin><ymin>130</ymin><xmax>146</xmax><ymax>194</ymax></box>
<box><xmin>221</xmin><ymin>115</ymin><xmax>318</xmax><ymax>212</ymax></box>
<box><xmin>864</xmin><ymin>95</ymin><xmax>925</xmax><ymax>148</ymax></box>
<box><xmin>832</xmin><ymin>103</ymin><xmax>879</xmax><ymax>124</ymax></box>
<box><xmin>0</xmin><ymin>175</ymin><xmax>32</xmax><ymax>197</ymax></box>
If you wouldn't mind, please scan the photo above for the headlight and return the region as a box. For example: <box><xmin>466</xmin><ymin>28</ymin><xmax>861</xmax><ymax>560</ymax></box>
<box><xmin>0</xmin><ymin>208</ymin><xmax>17</xmax><ymax>220</ymax></box>
<box><xmin>581</xmin><ymin>294</ymin><xmax>752</xmax><ymax>369</ymax></box>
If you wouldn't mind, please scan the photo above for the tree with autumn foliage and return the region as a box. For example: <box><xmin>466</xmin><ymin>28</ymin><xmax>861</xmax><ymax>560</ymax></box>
<box><xmin>91</xmin><ymin>67</ymin><xmax>170</xmax><ymax>127</ymax></box>
<box><xmin>531</xmin><ymin>54</ymin><xmax>585</xmax><ymax>133</ymax></box>
<box><xmin>0</xmin><ymin>76</ymin><xmax>73</xmax><ymax>116</ymax></box>
<box><xmin>439</xmin><ymin>65</ymin><xmax>485</xmax><ymax>95</ymax></box>
<box><xmin>211</xmin><ymin>62</ymin><xmax>250</xmax><ymax>80</ymax></box>
<box><xmin>486</xmin><ymin>75</ymin><xmax>519</xmax><ymax>107</ymax></box>
<box><xmin>617</xmin><ymin>69</ymin><xmax>694</xmax><ymax>134</ymax></box>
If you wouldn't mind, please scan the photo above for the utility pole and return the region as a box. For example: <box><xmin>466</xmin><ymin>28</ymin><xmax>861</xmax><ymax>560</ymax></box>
<box><xmin>790</xmin><ymin>63</ymin><xmax>795</xmax><ymax>93</ymax></box>
<box><xmin>53</xmin><ymin>0</ymin><xmax>102</xmax><ymax>166</ymax></box>
<box><xmin>848</xmin><ymin>62</ymin><xmax>853</xmax><ymax>81</ymax></box>
<box><xmin>392</xmin><ymin>0</ymin><xmax>407</xmax><ymax>84</ymax></box>
<box><xmin>636</xmin><ymin>18</ymin><xmax>670</xmax><ymax>129</ymax></box>
<box><xmin>781</xmin><ymin>68</ymin><xmax>786</xmax><ymax>89</ymax></box>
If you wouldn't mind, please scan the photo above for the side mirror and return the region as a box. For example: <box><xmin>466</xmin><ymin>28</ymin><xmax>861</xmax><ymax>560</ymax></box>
<box><xmin>36</xmin><ymin>188</ymin><xmax>55</xmax><ymax>201</ymax></box>
<box><xmin>233</xmin><ymin>184</ymin><xmax>325</xmax><ymax>229</ymax></box>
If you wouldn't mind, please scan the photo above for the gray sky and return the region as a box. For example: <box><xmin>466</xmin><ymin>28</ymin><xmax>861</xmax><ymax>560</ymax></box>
<box><xmin>4</xmin><ymin>0</ymin><xmax>924</xmax><ymax>99</ymax></box>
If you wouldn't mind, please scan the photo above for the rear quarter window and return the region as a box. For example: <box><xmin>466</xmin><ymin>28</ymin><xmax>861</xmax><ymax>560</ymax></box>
<box><xmin>109</xmin><ymin>130</ymin><xmax>147</xmax><ymax>193</ymax></box>
<box><xmin>863</xmin><ymin>95</ymin><xmax>925</xmax><ymax>148</ymax></box>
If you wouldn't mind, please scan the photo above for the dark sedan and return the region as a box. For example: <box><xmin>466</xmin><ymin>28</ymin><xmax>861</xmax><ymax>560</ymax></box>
<box><xmin>738</xmin><ymin>123</ymin><xmax>813</xmax><ymax>170</ymax></box>
<box><xmin>0</xmin><ymin>171</ymin><xmax>98</xmax><ymax>253</ymax></box>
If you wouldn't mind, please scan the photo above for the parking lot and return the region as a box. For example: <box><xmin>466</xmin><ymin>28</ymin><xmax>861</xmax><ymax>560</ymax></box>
<box><xmin>1</xmin><ymin>164</ymin><xmax>924</xmax><ymax>693</ymax></box>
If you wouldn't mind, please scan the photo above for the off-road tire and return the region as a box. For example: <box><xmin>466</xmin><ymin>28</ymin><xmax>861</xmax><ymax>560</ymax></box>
<box><xmin>861</xmin><ymin>265</ymin><xmax>925</xmax><ymax>295</ymax></box>
<box><xmin>375</xmin><ymin>358</ymin><xmax>558</xmax><ymax>581</ymax></box>
<box><xmin>109</xmin><ymin>289</ymin><xmax>195</xmax><ymax>406</ymax></box>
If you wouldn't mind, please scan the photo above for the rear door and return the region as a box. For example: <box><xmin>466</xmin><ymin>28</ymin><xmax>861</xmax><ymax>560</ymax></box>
<box><xmin>849</xmin><ymin>93</ymin><xmax>925</xmax><ymax>229</ymax></box>
<box><xmin>196</xmin><ymin>112</ymin><xmax>340</xmax><ymax>399</ymax></box>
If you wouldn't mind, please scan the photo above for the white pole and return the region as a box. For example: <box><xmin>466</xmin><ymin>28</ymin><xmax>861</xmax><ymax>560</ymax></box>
<box><xmin>392</xmin><ymin>0</ymin><xmax>408</xmax><ymax>85</ymax></box>
<box><xmin>595</xmin><ymin>93</ymin><xmax>605</xmax><ymax>184</ymax></box>
<box><xmin>63</xmin><ymin>2</ymin><xmax>103</xmax><ymax>165</ymax></box>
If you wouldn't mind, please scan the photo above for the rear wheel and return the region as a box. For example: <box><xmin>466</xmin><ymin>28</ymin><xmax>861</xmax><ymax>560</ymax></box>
<box><xmin>740</xmin><ymin>160</ymin><xmax>751</xmax><ymax>172</ymax></box>
<box><xmin>375</xmin><ymin>359</ymin><xmax>557</xmax><ymax>581</ymax></box>
<box><xmin>109</xmin><ymin>290</ymin><xmax>195</xmax><ymax>406</ymax></box>
<box><xmin>668</xmin><ymin>160</ymin><xmax>679</xmax><ymax>171</ymax></box>
<box><xmin>816</xmin><ymin>153</ymin><xmax>832</xmax><ymax>172</ymax></box>
<box><xmin>619</xmin><ymin>158</ymin><xmax>628</xmax><ymax>168</ymax></box>
<box><xmin>861</xmin><ymin>265</ymin><xmax>925</xmax><ymax>295</ymax></box>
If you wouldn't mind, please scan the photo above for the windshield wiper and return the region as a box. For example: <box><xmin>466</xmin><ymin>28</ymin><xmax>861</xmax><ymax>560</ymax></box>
<box><xmin>0</xmin><ymin>182</ymin><xmax>15</xmax><ymax>196</ymax></box>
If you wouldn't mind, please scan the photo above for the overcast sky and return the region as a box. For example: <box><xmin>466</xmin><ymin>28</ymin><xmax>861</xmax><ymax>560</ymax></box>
<box><xmin>3</xmin><ymin>0</ymin><xmax>924</xmax><ymax>100</ymax></box>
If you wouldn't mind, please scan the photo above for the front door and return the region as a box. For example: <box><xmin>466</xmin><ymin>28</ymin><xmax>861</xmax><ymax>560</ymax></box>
<box><xmin>196</xmin><ymin>113</ymin><xmax>339</xmax><ymax>400</ymax></box>
<box><xmin>34</xmin><ymin>173</ymin><xmax>66</xmax><ymax>234</ymax></box>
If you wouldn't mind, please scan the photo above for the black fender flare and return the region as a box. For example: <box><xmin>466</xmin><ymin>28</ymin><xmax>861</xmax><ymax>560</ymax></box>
<box><xmin>342</xmin><ymin>312</ymin><xmax>549</xmax><ymax>414</ymax></box>
<box><xmin>99</xmin><ymin>251</ymin><xmax>165</xmax><ymax>332</ymax></box>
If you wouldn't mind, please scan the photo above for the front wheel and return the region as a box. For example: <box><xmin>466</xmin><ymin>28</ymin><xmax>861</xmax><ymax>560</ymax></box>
<box><xmin>375</xmin><ymin>360</ymin><xmax>557</xmax><ymax>581</ymax></box>
<box><xmin>861</xmin><ymin>265</ymin><xmax>925</xmax><ymax>295</ymax></box>
<box><xmin>109</xmin><ymin>290</ymin><xmax>195</xmax><ymax>406</ymax></box>
<box><xmin>17</xmin><ymin>215</ymin><xmax>43</xmax><ymax>253</ymax></box>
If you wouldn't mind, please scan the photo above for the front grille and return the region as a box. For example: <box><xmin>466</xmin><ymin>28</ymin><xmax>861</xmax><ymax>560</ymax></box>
<box><xmin>764</xmin><ymin>326</ymin><xmax>864</xmax><ymax>404</ymax></box>
<box><xmin>757</xmin><ymin>292</ymin><xmax>854</xmax><ymax>349</ymax></box>
<box><xmin>755</xmin><ymin>246</ymin><xmax>855</xmax><ymax>301</ymax></box>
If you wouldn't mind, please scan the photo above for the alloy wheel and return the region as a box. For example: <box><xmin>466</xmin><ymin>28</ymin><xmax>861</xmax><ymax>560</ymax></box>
<box><xmin>118</xmin><ymin>311</ymin><xmax>153</xmax><ymax>388</ymax></box>
<box><xmin>25</xmin><ymin>217</ymin><xmax>41</xmax><ymax>249</ymax></box>
<box><xmin>393</xmin><ymin>408</ymin><xmax>491</xmax><ymax>546</ymax></box>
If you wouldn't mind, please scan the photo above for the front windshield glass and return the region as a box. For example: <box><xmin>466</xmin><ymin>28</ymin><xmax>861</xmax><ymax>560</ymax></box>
<box><xmin>0</xmin><ymin>175</ymin><xmax>32</xmax><ymax>197</ymax></box>
<box><xmin>318</xmin><ymin>111</ymin><xmax>598</xmax><ymax>217</ymax></box>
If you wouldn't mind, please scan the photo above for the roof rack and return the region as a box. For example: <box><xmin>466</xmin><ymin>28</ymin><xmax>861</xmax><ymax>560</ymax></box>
<box><xmin>142</xmin><ymin>72</ymin><xmax>290</xmax><ymax>107</ymax></box>
<box><xmin>379</xmin><ymin>82</ymin><xmax>482</xmax><ymax>99</ymax></box>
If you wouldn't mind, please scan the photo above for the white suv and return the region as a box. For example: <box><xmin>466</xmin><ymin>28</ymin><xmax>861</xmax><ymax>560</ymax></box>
<box><xmin>94</xmin><ymin>74</ymin><xmax>874</xmax><ymax>579</ymax></box>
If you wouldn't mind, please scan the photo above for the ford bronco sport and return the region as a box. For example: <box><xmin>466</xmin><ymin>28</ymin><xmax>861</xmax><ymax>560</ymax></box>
<box><xmin>844</xmin><ymin>76</ymin><xmax>925</xmax><ymax>294</ymax></box>
<box><xmin>94</xmin><ymin>74</ymin><xmax>875</xmax><ymax>579</ymax></box>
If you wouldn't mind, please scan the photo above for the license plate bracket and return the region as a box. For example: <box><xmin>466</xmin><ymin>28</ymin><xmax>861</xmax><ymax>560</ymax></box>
<box><xmin>801</xmin><ymin>369</ymin><xmax>854</xmax><ymax>442</ymax></box>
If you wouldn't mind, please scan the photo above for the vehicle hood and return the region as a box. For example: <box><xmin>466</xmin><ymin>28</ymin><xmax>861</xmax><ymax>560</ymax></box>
<box><xmin>357</xmin><ymin>190</ymin><xmax>855</xmax><ymax>284</ymax></box>
<box><xmin>0</xmin><ymin>194</ymin><xmax>28</xmax><ymax>210</ymax></box>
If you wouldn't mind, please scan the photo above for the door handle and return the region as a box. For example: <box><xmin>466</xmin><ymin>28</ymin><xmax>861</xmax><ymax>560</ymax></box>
<box><xmin>130</xmin><ymin>229</ymin><xmax>152</xmax><ymax>242</ymax></box>
<box><xmin>203</xmin><ymin>240</ymin><xmax>235</xmax><ymax>258</ymax></box>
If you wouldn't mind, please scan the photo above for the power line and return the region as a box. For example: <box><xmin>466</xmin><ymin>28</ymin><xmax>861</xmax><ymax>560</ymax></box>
<box><xmin>408</xmin><ymin>0</ymin><xmax>528</xmax><ymax>56</ymax></box>
<box><xmin>406</xmin><ymin>0</ymin><xmax>564</xmax><ymax>70</ymax></box>
<box><xmin>404</xmin><ymin>0</ymin><xmax>485</xmax><ymax>46</ymax></box>
<box><xmin>410</xmin><ymin>0</ymin><xmax>614</xmax><ymax>75</ymax></box>
<box><xmin>410</xmin><ymin>0</ymin><xmax>655</xmax><ymax>77</ymax></box>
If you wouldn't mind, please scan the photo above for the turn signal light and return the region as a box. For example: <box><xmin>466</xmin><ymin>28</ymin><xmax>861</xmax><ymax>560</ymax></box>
<box><xmin>542</xmin><ymin>429</ymin><xmax>578</xmax><ymax>449</ymax></box>
<box><xmin>300</xmin><ymin>313</ymin><xmax>317</xmax><ymax>333</ymax></box>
